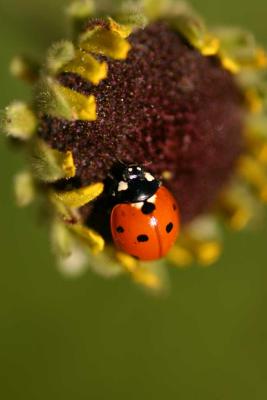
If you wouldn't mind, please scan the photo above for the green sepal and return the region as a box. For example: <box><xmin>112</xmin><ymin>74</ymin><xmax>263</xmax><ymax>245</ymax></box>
<box><xmin>50</xmin><ymin>218</ymin><xmax>75</xmax><ymax>258</ymax></box>
<box><xmin>36</xmin><ymin>77</ymin><xmax>97</xmax><ymax>121</ymax></box>
<box><xmin>2</xmin><ymin>102</ymin><xmax>37</xmax><ymax>140</ymax></box>
<box><xmin>45</xmin><ymin>41</ymin><xmax>75</xmax><ymax>75</ymax></box>
<box><xmin>36</xmin><ymin>77</ymin><xmax>73</xmax><ymax>121</ymax></box>
<box><xmin>29</xmin><ymin>139</ymin><xmax>70</xmax><ymax>183</ymax></box>
<box><xmin>14</xmin><ymin>170</ymin><xmax>36</xmax><ymax>207</ymax></box>
<box><xmin>66</xmin><ymin>0</ymin><xmax>96</xmax><ymax>37</ymax></box>
<box><xmin>10</xmin><ymin>55</ymin><xmax>40</xmax><ymax>83</ymax></box>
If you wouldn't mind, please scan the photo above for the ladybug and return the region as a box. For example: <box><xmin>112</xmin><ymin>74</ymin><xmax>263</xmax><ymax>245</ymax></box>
<box><xmin>110</xmin><ymin>165</ymin><xmax>180</xmax><ymax>261</ymax></box>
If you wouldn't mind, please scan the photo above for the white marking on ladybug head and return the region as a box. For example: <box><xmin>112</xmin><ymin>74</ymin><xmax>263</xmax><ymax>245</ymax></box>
<box><xmin>144</xmin><ymin>172</ymin><xmax>155</xmax><ymax>182</ymax></box>
<box><xmin>147</xmin><ymin>194</ymin><xmax>157</xmax><ymax>204</ymax></box>
<box><xmin>131</xmin><ymin>202</ymin><xmax>144</xmax><ymax>209</ymax></box>
<box><xmin>118</xmin><ymin>181</ymin><xmax>128</xmax><ymax>192</ymax></box>
<box><xmin>137</xmin><ymin>167</ymin><xmax>142</xmax><ymax>171</ymax></box>
<box><xmin>128</xmin><ymin>167</ymin><xmax>133</xmax><ymax>172</ymax></box>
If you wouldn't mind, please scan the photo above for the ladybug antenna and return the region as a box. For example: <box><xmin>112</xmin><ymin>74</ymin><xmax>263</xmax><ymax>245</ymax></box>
<box><xmin>106</xmin><ymin>171</ymin><xmax>114</xmax><ymax>179</ymax></box>
<box><xmin>114</xmin><ymin>156</ymin><xmax>127</xmax><ymax>166</ymax></box>
<box><xmin>142</xmin><ymin>160</ymin><xmax>152</xmax><ymax>168</ymax></box>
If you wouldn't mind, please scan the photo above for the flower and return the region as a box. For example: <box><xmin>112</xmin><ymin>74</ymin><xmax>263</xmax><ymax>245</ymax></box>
<box><xmin>2</xmin><ymin>0</ymin><xmax>267</xmax><ymax>292</ymax></box>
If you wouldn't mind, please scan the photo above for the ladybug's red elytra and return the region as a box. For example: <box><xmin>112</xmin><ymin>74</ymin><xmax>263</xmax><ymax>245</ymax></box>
<box><xmin>110</xmin><ymin>165</ymin><xmax>180</xmax><ymax>261</ymax></box>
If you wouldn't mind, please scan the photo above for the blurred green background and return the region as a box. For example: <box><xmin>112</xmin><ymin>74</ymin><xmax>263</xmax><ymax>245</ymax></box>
<box><xmin>1</xmin><ymin>0</ymin><xmax>267</xmax><ymax>399</ymax></box>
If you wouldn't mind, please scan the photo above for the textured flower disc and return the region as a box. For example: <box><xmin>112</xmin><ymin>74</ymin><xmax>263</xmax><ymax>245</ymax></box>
<box><xmin>5</xmin><ymin>0</ymin><xmax>267</xmax><ymax>286</ymax></box>
<box><xmin>39</xmin><ymin>21</ymin><xmax>244</xmax><ymax>230</ymax></box>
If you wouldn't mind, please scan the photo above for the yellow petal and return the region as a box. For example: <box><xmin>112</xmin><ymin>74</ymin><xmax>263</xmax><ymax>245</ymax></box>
<box><xmin>169</xmin><ymin>14</ymin><xmax>219</xmax><ymax>56</ymax></box>
<box><xmin>62</xmin><ymin>50</ymin><xmax>108</xmax><ymax>85</ymax></box>
<box><xmin>199</xmin><ymin>34</ymin><xmax>220</xmax><ymax>56</ymax></box>
<box><xmin>220</xmin><ymin>55</ymin><xmax>240</xmax><ymax>74</ymax></box>
<box><xmin>255</xmin><ymin>48</ymin><xmax>267</xmax><ymax>68</ymax></box>
<box><xmin>245</xmin><ymin>88</ymin><xmax>263</xmax><ymax>114</ymax></box>
<box><xmin>115</xmin><ymin>251</ymin><xmax>168</xmax><ymax>292</ymax></box>
<box><xmin>167</xmin><ymin>244</ymin><xmax>193</xmax><ymax>268</ymax></box>
<box><xmin>258</xmin><ymin>143</ymin><xmax>267</xmax><ymax>165</ymax></box>
<box><xmin>195</xmin><ymin>241</ymin><xmax>222</xmax><ymax>267</ymax></box>
<box><xmin>88</xmin><ymin>246</ymin><xmax>124</xmax><ymax>277</ymax></box>
<box><xmin>238</xmin><ymin>155</ymin><xmax>267</xmax><ymax>202</ymax></box>
<box><xmin>54</xmin><ymin>83</ymin><xmax>97</xmax><ymax>121</ymax></box>
<box><xmin>70</xmin><ymin>224</ymin><xmax>104</xmax><ymax>254</ymax></box>
<box><xmin>167</xmin><ymin>215</ymin><xmax>223</xmax><ymax>268</ymax></box>
<box><xmin>115</xmin><ymin>251</ymin><xmax>138</xmax><ymax>272</ymax></box>
<box><xmin>49</xmin><ymin>192</ymin><xmax>79</xmax><ymax>223</ymax></box>
<box><xmin>62</xmin><ymin>151</ymin><xmax>76</xmax><ymax>178</ymax></box>
<box><xmin>132</xmin><ymin>267</ymin><xmax>162</xmax><ymax>290</ymax></box>
<box><xmin>219</xmin><ymin>182</ymin><xmax>262</xmax><ymax>231</ymax></box>
<box><xmin>79</xmin><ymin>27</ymin><xmax>131</xmax><ymax>60</ymax></box>
<box><xmin>108</xmin><ymin>17</ymin><xmax>132</xmax><ymax>39</ymax></box>
<box><xmin>52</xmin><ymin>182</ymin><xmax>104</xmax><ymax>208</ymax></box>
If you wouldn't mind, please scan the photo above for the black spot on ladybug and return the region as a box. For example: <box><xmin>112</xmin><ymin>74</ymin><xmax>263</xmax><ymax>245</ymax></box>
<box><xmin>166</xmin><ymin>222</ymin><xmax>173</xmax><ymax>233</ymax></box>
<box><xmin>141</xmin><ymin>202</ymin><xmax>155</xmax><ymax>214</ymax></box>
<box><xmin>116</xmin><ymin>226</ymin><xmax>124</xmax><ymax>233</ymax></box>
<box><xmin>173</xmin><ymin>204</ymin><xmax>177</xmax><ymax>211</ymax></box>
<box><xmin>131</xmin><ymin>255</ymin><xmax>140</xmax><ymax>260</ymax></box>
<box><xmin>137</xmin><ymin>234</ymin><xmax>149</xmax><ymax>242</ymax></box>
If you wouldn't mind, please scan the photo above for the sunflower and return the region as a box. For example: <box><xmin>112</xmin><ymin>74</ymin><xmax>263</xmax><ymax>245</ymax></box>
<box><xmin>3</xmin><ymin>0</ymin><xmax>267</xmax><ymax>292</ymax></box>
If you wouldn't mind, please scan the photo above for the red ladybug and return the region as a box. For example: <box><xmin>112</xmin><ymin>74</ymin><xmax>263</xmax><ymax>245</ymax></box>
<box><xmin>110</xmin><ymin>165</ymin><xmax>180</xmax><ymax>261</ymax></box>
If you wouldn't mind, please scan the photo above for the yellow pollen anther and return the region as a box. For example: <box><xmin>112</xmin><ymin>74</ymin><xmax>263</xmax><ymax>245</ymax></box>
<box><xmin>162</xmin><ymin>170</ymin><xmax>173</xmax><ymax>180</ymax></box>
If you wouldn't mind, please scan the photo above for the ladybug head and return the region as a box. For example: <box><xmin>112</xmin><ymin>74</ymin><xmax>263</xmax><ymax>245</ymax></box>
<box><xmin>122</xmin><ymin>165</ymin><xmax>145</xmax><ymax>182</ymax></box>
<box><xmin>111</xmin><ymin>164</ymin><xmax>160</xmax><ymax>203</ymax></box>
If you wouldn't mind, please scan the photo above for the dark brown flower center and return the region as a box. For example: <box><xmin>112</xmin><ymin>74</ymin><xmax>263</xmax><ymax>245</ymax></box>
<box><xmin>39</xmin><ymin>21</ymin><xmax>244</xmax><ymax>226</ymax></box>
